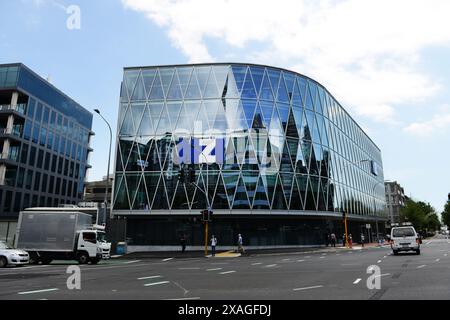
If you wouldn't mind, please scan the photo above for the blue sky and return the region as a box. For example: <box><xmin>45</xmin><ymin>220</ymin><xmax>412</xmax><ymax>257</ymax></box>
<box><xmin>1</xmin><ymin>0</ymin><xmax>449</xmax><ymax>213</ymax></box>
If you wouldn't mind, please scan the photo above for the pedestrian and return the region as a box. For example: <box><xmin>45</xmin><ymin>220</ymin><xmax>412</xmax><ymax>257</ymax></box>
<box><xmin>211</xmin><ymin>235</ymin><xmax>217</xmax><ymax>257</ymax></box>
<box><xmin>330</xmin><ymin>233</ymin><xmax>336</xmax><ymax>247</ymax></box>
<box><xmin>348</xmin><ymin>234</ymin><xmax>353</xmax><ymax>248</ymax></box>
<box><xmin>342</xmin><ymin>234</ymin><xmax>347</xmax><ymax>247</ymax></box>
<box><xmin>361</xmin><ymin>233</ymin><xmax>365</xmax><ymax>247</ymax></box>
<box><xmin>237</xmin><ymin>234</ymin><xmax>245</xmax><ymax>254</ymax></box>
<box><xmin>180</xmin><ymin>234</ymin><xmax>186</xmax><ymax>253</ymax></box>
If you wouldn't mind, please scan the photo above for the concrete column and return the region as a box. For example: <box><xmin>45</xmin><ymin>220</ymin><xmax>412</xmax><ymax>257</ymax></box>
<box><xmin>10</xmin><ymin>92</ymin><xmax>19</xmax><ymax>107</ymax></box>
<box><xmin>6</xmin><ymin>115</ymin><xmax>14</xmax><ymax>134</ymax></box>
<box><xmin>0</xmin><ymin>164</ymin><xmax>6</xmax><ymax>185</ymax></box>
<box><xmin>2</xmin><ymin>139</ymin><xmax>10</xmax><ymax>159</ymax></box>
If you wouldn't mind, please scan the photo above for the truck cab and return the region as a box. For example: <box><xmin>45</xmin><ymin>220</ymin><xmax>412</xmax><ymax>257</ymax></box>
<box><xmin>75</xmin><ymin>230</ymin><xmax>111</xmax><ymax>264</ymax></box>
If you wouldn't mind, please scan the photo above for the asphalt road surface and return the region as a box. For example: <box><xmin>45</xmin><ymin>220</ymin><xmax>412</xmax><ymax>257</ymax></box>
<box><xmin>1</xmin><ymin>236</ymin><xmax>450</xmax><ymax>300</ymax></box>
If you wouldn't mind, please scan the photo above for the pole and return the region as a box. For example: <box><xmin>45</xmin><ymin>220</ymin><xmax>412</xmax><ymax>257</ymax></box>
<box><xmin>94</xmin><ymin>109</ymin><xmax>113</xmax><ymax>224</ymax></box>
<box><xmin>205</xmin><ymin>221</ymin><xmax>209</xmax><ymax>256</ymax></box>
<box><xmin>344</xmin><ymin>211</ymin><xmax>348</xmax><ymax>248</ymax></box>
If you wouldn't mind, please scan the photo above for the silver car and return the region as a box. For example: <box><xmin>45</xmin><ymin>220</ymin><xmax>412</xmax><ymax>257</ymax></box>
<box><xmin>0</xmin><ymin>241</ymin><xmax>29</xmax><ymax>267</ymax></box>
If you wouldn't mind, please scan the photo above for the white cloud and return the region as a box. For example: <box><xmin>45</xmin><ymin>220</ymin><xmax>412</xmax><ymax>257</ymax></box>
<box><xmin>403</xmin><ymin>105</ymin><xmax>450</xmax><ymax>137</ymax></box>
<box><xmin>122</xmin><ymin>0</ymin><xmax>450</xmax><ymax>124</ymax></box>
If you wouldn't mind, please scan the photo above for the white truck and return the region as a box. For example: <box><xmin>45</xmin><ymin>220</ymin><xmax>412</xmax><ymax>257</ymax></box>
<box><xmin>16</xmin><ymin>211</ymin><xmax>111</xmax><ymax>265</ymax></box>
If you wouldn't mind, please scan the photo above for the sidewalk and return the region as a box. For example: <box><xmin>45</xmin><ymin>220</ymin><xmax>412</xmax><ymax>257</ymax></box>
<box><xmin>114</xmin><ymin>242</ymin><xmax>389</xmax><ymax>260</ymax></box>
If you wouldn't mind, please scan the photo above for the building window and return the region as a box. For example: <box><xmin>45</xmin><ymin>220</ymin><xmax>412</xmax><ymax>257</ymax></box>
<box><xmin>55</xmin><ymin>178</ymin><xmax>61</xmax><ymax>194</ymax></box>
<box><xmin>5</xmin><ymin>168</ymin><xmax>17</xmax><ymax>187</ymax></box>
<box><xmin>31</xmin><ymin>195</ymin><xmax>38</xmax><ymax>207</ymax></box>
<box><xmin>25</xmin><ymin>170</ymin><xmax>33</xmax><ymax>190</ymax></box>
<box><xmin>34</xmin><ymin>172</ymin><xmax>41</xmax><ymax>191</ymax></box>
<box><xmin>4</xmin><ymin>191</ymin><xmax>12</xmax><ymax>212</ymax></box>
<box><xmin>62</xmin><ymin>179</ymin><xmax>67</xmax><ymax>196</ymax></box>
<box><xmin>20</xmin><ymin>143</ymin><xmax>28</xmax><ymax>164</ymax></box>
<box><xmin>42</xmin><ymin>174</ymin><xmax>48</xmax><ymax>193</ymax></box>
<box><xmin>44</xmin><ymin>152</ymin><xmax>50</xmax><ymax>171</ymax></box>
<box><xmin>51</xmin><ymin>154</ymin><xmax>57</xmax><ymax>172</ymax></box>
<box><xmin>37</xmin><ymin>149</ymin><xmax>44</xmax><ymax>168</ymax></box>
<box><xmin>29</xmin><ymin>146</ymin><xmax>36</xmax><ymax>166</ymax></box>
<box><xmin>57</xmin><ymin>156</ymin><xmax>63</xmax><ymax>174</ymax></box>
<box><xmin>17</xmin><ymin>167</ymin><xmax>25</xmax><ymax>188</ymax></box>
<box><xmin>14</xmin><ymin>192</ymin><xmax>22</xmax><ymax>212</ymax></box>
<box><xmin>49</xmin><ymin>176</ymin><xmax>55</xmax><ymax>194</ymax></box>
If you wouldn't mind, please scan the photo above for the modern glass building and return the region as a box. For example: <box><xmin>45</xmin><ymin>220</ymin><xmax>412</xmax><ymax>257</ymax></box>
<box><xmin>113</xmin><ymin>63</ymin><xmax>386</xmax><ymax>248</ymax></box>
<box><xmin>0</xmin><ymin>63</ymin><xmax>94</xmax><ymax>245</ymax></box>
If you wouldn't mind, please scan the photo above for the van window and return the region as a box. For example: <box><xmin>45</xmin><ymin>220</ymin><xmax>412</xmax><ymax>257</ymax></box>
<box><xmin>392</xmin><ymin>228</ymin><xmax>415</xmax><ymax>237</ymax></box>
<box><xmin>83</xmin><ymin>232</ymin><xmax>96</xmax><ymax>244</ymax></box>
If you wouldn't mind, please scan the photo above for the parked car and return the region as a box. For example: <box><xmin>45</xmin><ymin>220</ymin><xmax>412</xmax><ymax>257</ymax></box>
<box><xmin>0</xmin><ymin>241</ymin><xmax>29</xmax><ymax>268</ymax></box>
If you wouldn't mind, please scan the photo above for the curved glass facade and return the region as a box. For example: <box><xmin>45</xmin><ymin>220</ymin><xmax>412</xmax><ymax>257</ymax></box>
<box><xmin>113</xmin><ymin>63</ymin><xmax>385</xmax><ymax>221</ymax></box>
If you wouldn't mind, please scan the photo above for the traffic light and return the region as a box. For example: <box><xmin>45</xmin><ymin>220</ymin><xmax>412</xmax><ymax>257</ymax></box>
<box><xmin>178</xmin><ymin>166</ymin><xmax>186</xmax><ymax>183</ymax></box>
<box><xmin>201</xmin><ymin>210</ymin><xmax>209</xmax><ymax>222</ymax></box>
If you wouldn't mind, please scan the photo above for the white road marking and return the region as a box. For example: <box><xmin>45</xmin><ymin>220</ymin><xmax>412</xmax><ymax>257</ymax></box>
<box><xmin>417</xmin><ymin>265</ymin><xmax>426</xmax><ymax>269</ymax></box>
<box><xmin>377</xmin><ymin>260</ymin><xmax>382</xmax><ymax>263</ymax></box>
<box><xmin>305</xmin><ymin>256</ymin><xmax>311</xmax><ymax>258</ymax></box>
<box><xmin>162</xmin><ymin>258</ymin><xmax>174</xmax><ymax>262</ymax></box>
<box><xmin>178</xmin><ymin>267</ymin><xmax>200</xmax><ymax>270</ymax></box>
<box><xmin>144</xmin><ymin>281</ymin><xmax>170</xmax><ymax>287</ymax></box>
<box><xmin>319</xmin><ymin>256</ymin><xmax>325</xmax><ymax>259</ymax></box>
<box><xmin>375</xmin><ymin>273</ymin><xmax>391</xmax><ymax>278</ymax></box>
<box><xmin>444</xmin><ymin>254</ymin><xmax>448</xmax><ymax>257</ymax></box>
<box><xmin>18</xmin><ymin>288</ymin><xmax>59</xmax><ymax>295</ymax></box>
<box><xmin>297</xmin><ymin>260</ymin><xmax>305</xmax><ymax>262</ymax></box>
<box><xmin>265</xmin><ymin>264</ymin><xmax>278</xmax><ymax>268</ymax></box>
<box><xmin>251</xmin><ymin>262</ymin><xmax>262</xmax><ymax>266</ymax></box>
<box><xmin>353</xmin><ymin>278</ymin><xmax>362</xmax><ymax>284</ymax></box>
<box><xmin>293</xmin><ymin>285</ymin><xmax>324</xmax><ymax>291</ymax></box>
<box><xmin>282</xmin><ymin>258</ymin><xmax>291</xmax><ymax>261</ymax></box>
<box><xmin>435</xmin><ymin>259</ymin><xmax>440</xmax><ymax>262</ymax></box>
<box><xmin>166</xmin><ymin>297</ymin><xmax>201</xmax><ymax>300</ymax></box>
<box><xmin>206</xmin><ymin>268</ymin><xmax>222</xmax><ymax>271</ymax></box>
<box><xmin>219</xmin><ymin>271</ymin><xmax>236</xmax><ymax>275</ymax></box>
<box><xmin>383</xmin><ymin>256</ymin><xmax>387</xmax><ymax>258</ymax></box>
<box><xmin>137</xmin><ymin>275</ymin><xmax>162</xmax><ymax>280</ymax></box>
<box><xmin>322</xmin><ymin>253</ymin><xmax>327</xmax><ymax>256</ymax></box>
<box><xmin>124</xmin><ymin>260</ymin><xmax>141</xmax><ymax>264</ymax></box>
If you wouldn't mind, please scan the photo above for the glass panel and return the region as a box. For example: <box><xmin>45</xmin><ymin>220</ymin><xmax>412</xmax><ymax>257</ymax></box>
<box><xmin>137</xmin><ymin>105</ymin><xmax>154</xmax><ymax>136</ymax></box>
<box><xmin>151</xmin><ymin>175</ymin><xmax>169</xmax><ymax>210</ymax></box>
<box><xmin>259</xmin><ymin>70</ymin><xmax>274</xmax><ymax>101</ymax></box>
<box><xmin>159</xmin><ymin>68</ymin><xmax>174</xmax><ymax>99</ymax></box>
<box><xmin>166</xmin><ymin>69</ymin><xmax>184</xmax><ymax>100</ymax></box>
<box><xmin>249</xmin><ymin>66</ymin><xmax>264</xmax><ymax>97</ymax></box>
<box><xmin>304</xmin><ymin>81</ymin><xmax>314</xmax><ymax>110</ymax></box>
<box><xmin>203</xmin><ymin>69</ymin><xmax>220</xmax><ymax>99</ymax></box>
<box><xmin>212</xmin><ymin>173</ymin><xmax>230</xmax><ymax>209</ymax></box>
<box><xmin>231</xmin><ymin>66</ymin><xmax>247</xmax><ymax>93</ymax></box>
<box><xmin>241</xmin><ymin>68</ymin><xmax>257</xmax><ymax>99</ymax></box>
<box><xmin>131</xmin><ymin>72</ymin><xmax>146</xmax><ymax>101</ymax></box>
<box><xmin>124</xmin><ymin>70</ymin><xmax>139</xmax><ymax>101</ymax></box>
<box><xmin>252</xmin><ymin>175</ymin><xmax>270</xmax><ymax>209</ymax></box>
<box><xmin>232</xmin><ymin>174</ymin><xmax>250</xmax><ymax>209</ymax></box>
<box><xmin>149</xmin><ymin>70</ymin><xmax>165</xmax><ymax>100</ymax></box>
<box><xmin>142</xmin><ymin>69</ymin><xmax>156</xmax><ymax>99</ymax></box>
<box><xmin>184</xmin><ymin>70</ymin><xmax>202</xmax><ymax>99</ymax></box>
<box><xmin>276</xmin><ymin>73</ymin><xmax>290</xmax><ymax>104</ymax></box>
<box><xmin>223</xmin><ymin>171</ymin><xmax>239</xmax><ymax>207</ymax></box>
<box><xmin>144</xmin><ymin>173</ymin><xmax>160</xmax><ymax>207</ymax></box>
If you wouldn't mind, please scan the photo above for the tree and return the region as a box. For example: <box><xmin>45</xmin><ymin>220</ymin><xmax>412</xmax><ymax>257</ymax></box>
<box><xmin>442</xmin><ymin>201</ymin><xmax>450</xmax><ymax>228</ymax></box>
<box><xmin>400</xmin><ymin>199</ymin><xmax>439</xmax><ymax>232</ymax></box>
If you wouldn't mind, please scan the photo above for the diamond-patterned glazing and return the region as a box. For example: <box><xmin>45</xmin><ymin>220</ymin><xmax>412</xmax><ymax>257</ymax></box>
<box><xmin>113</xmin><ymin>64</ymin><xmax>386</xmax><ymax>218</ymax></box>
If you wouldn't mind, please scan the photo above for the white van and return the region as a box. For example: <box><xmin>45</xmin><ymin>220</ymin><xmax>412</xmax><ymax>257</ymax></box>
<box><xmin>390</xmin><ymin>226</ymin><xmax>421</xmax><ymax>255</ymax></box>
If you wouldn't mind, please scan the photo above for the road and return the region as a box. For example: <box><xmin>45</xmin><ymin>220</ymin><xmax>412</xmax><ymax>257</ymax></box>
<box><xmin>1</xmin><ymin>236</ymin><xmax>450</xmax><ymax>300</ymax></box>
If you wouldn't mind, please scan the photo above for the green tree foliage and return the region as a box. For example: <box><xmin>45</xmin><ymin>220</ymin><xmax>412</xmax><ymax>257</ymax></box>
<box><xmin>400</xmin><ymin>199</ymin><xmax>440</xmax><ymax>232</ymax></box>
<box><xmin>442</xmin><ymin>201</ymin><xmax>450</xmax><ymax>228</ymax></box>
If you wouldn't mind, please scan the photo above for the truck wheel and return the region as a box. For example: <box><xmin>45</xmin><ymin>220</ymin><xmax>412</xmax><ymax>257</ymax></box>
<box><xmin>77</xmin><ymin>253</ymin><xmax>89</xmax><ymax>265</ymax></box>
<box><xmin>41</xmin><ymin>258</ymin><xmax>53</xmax><ymax>265</ymax></box>
<box><xmin>29</xmin><ymin>253</ymin><xmax>40</xmax><ymax>265</ymax></box>
<box><xmin>0</xmin><ymin>256</ymin><xmax>7</xmax><ymax>268</ymax></box>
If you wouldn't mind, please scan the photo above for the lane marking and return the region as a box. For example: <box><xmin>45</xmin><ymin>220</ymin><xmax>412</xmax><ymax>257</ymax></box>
<box><xmin>18</xmin><ymin>288</ymin><xmax>59</xmax><ymax>295</ymax></box>
<box><xmin>144</xmin><ymin>281</ymin><xmax>170</xmax><ymax>287</ymax></box>
<box><xmin>162</xmin><ymin>258</ymin><xmax>174</xmax><ymax>262</ymax></box>
<box><xmin>138</xmin><ymin>275</ymin><xmax>162</xmax><ymax>280</ymax></box>
<box><xmin>375</xmin><ymin>273</ymin><xmax>390</xmax><ymax>278</ymax></box>
<box><xmin>435</xmin><ymin>259</ymin><xmax>440</xmax><ymax>262</ymax></box>
<box><xmin>178</xmin><ymin>267</ymin><xmax>200</xmax><ymax>270</ymax></box>
<box><xmin>219</xmin><ymin>271</ymin><xmax>236</xmax><ymax>275</ymax></box>
<box><xmin>206</xmin><ymin>268</ymin><xmax>222</xmax><ymax>271</ymax></box>
<box><xmin>305</xmin><ymin>256</ymin><xmax>311</xmax><ymax>259</ymax></box>
<box><xmin>167</xmin><ymin>297</ymin><xmax>201</xmax><ymax>300</ymax></box>
<box><xmin>282</xmin><ymin>258</ymin><xmax>291</xmax><ymax>261</ymax></box>
<box><xmin>444</xmin><ymin>254</ymin><xmax>448</xmax><ymax>257</ymax></box>
<box><xmin>353</xmin><ymin>278</ymin><xmax>362</xmax><ymax>284</ymax></box>
<box><xmin>293</xmin><ymin>285</ymin><xmax>324</xmax><ymax>291</ymax></box>
<box><xmin>319</xmin><ymin>256</ymin><xmax>325</xmax><ymax>259</ymax></box>
<box><xmin>417</xmin><ymin>265</ymin><xmax>426</xmax><ymax>269</ymax></box>
<box><xmin>377</xmin><ymin>260</ymin><xmax>382</xmax><ymax>263</ymax></box>
<box><xmin>265</xmin><ymin>264</ymin><xmax>278</xmax><ymax>268</ymax></box>
<box><xmin>383</xmin><ymin>256</ymin><xmax>387</xmax><ymax>258</ymax></box>
<box><xmin>124</xmin><ymin>260</ymin><xmax>142</xmax><ymax>264</ymax></box>
<box><xmin>297</xmin><ymin>260</ymin><xmax>305</xmax><ymax>262</ymax></box>
<box><xmin>251</xmin><ymin>262</ymin><xmax>262</xmax><ymax>266</ymax></box>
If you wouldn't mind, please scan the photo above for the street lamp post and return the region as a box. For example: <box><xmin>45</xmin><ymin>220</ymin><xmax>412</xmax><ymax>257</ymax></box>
<box><xmin>94</xmin><ymin>109</ymin><xmax>112</xmax><ymax>226</ymax></box>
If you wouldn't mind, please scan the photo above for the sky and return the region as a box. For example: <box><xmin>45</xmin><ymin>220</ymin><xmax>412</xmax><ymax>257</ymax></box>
<box><xmin>0</xmin><ymin>0</ymin><xmax>449</xmax><ymax>213</ymax></box>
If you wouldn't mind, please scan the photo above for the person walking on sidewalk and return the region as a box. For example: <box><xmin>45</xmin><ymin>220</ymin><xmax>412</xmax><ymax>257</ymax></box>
<box><xmin>211</xmin><ymin>235</ymin><xmax>217</xmax><ymax>257</ymax></box>
<box><xmin>348</xmin><ymin>234</ymin><xmax>353</xmax><ymax>248</ymax></box>
<box><xmin>180</xmin><ymin>234</ymin><xmax>186</xmax><ymax>253</ymax></box>
<box><xmin>237</xmin><ymin>234</ymin><xmax>245</xmax><ymax>254</ymax></box>
<box><xmin>330</xmin><ymin>233</ymin><xmax>336</xmax><ymax>247</ymax></box>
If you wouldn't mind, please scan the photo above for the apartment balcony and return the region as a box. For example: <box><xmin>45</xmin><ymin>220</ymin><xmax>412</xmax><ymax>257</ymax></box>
<box><xmin>0</xmin><ymin>151</ymin><xmax>19</xmax><ymax>166</ymax></box>
<box><xmin>0</xmin><ymin>126</ymin><xmax>23</xmax><ymax>141</ymax></box>
<box><xmin>0</xmin><ymin>104</ymin><xmax>27</xmax><ymax>118</ymax></box>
